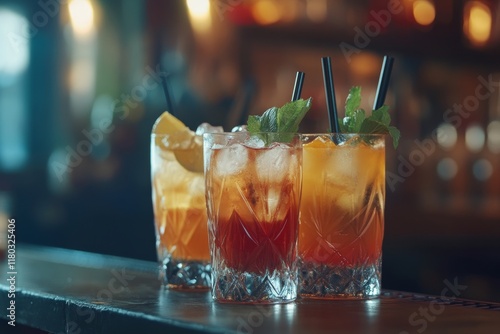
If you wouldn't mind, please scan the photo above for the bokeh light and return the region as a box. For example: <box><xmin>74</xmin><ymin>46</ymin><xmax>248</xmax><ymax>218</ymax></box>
<box><xmin>465</xmin><ymin>124</ymin><xmax>485</xmax><ymax>152</ymax></box>
<box><xmin>350</xmin><ymin>53</ymin><xmax>381</xmax><ymax>77</ymax></box>
<box><xmin>437</xmin><ymin>123</ymin><xmax>457</xmax><ymax>149</ymax></box>
<box><xmin>0</xmin><ymin>9</ymin><xmax>30</xmax><ymax>82</ymax></box>
<box><xmin>186</xmin><ymin>0</ymin><xmax>212</xmax><ymax>33</ymax></box>
<box><xmin>306</xmin><ymin>0</ymin><xmax>327</xmax><ymax>23</ymax></box>
<box><xmin>472</xmin><ymin>159</ymin><xmax>493</xmax><ymax>181</ymax></box>
<box><xmin>252</xmin><ymin>0</ymin><xmax>281</xmax><ymax>25</ymax></box>
<box><xmin>437</xmin><ymin>158</ymin><xmax>458</xmax><ymax>181</ymax></box>
<box><xmin>68</xmin><ymin>0</ymin><xmax>95</xmax><ymax>36</ymax></box>
<box><xmin>413</xmin><ymin>0</ymin><xmax>436</xmax><ymax>26</ymax></box>
<box><xmin>464</xmin><ymin>1</ymin><xmax>491</xmax><ymax>46</ymax></box>
<box><xmin>0</xmin><ymin>8</ymin><xmax>29</xmax><ymax>171</ymax></box>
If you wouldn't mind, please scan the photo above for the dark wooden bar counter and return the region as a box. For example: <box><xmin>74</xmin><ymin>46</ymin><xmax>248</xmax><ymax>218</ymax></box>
<box><xmin>1</xmin><ymin>245</ymin><xmax>499</xmax><ymax>333</ymax></box>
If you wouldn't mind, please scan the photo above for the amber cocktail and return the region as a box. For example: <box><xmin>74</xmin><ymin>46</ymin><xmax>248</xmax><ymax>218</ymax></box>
<box><xmin>299</xmin><ymin>133</ymin><xmax>385</xmax><ymax>299</ymax></box>
<box><xmin>151</xmin><ymin>112</ymin><xmax>211</xmax><ymax>289</ymax></box>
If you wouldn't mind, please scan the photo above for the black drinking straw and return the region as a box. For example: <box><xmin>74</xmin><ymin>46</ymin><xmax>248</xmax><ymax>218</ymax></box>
<box><xmin>160</xmin><ymin>70</ymin><xmax>175</xmax><ymax>115</ymax></box>
<box><xmin>321</xmin><ymin>57</ymin><xmax>340</xmax><ymax>134</ymax></box>
<box><xmin>291</xmin><ymin>71</ymin><xmax>305</xmax><ymax>101</ymax></box>
<box><xmin>373</xmin><ymin>55</ymin><xmax>394</xmax><ymax>110</ymax></box>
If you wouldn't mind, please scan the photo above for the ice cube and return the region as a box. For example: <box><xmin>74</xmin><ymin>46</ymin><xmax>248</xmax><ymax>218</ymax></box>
<box><xmin>245</xmin><ymin>136</ymin><xmax>265</xmax><ymax>148</ymax></box>
<box><xmin>334</xmin><ymin>189</ymin><xmax>363</xmax><ymax>216</ymax></box>
<box><xmin>326</xmin><ymin>146</ymin><xmax>374</xmax><ymax>215</ymax></box>
<box><xmin>338</xmin><ymin>134</ymin><xmax>362</xmax><ymax>147</ymax></box>
<box><xmin>231</xmin><ymin>125</ymin><xmax>247</xmax><ymax>132</ymax></box>
<box><xmin>266</xmin><ymin>188</ymin><xmax>281</xmax><ymax>217</ymax></box>
<box><xmin>158</xmin><ymin>131</ymin><xmax>194</xmax><ymax>150</ymax></box>
<box><xmin>215</xmin><ymin>143</ymin><xmax>248</xmax><ymax>176</ymax></box>
<box><xmin>196</xmin><ymin>122</ymin><xmax>224</xmax><ymax>135</ymax></box>
<box><xmin>327</xmin><ymin>146</ymin><xmax>358</xmax><ymax>182</ymax></box>
<box><xmin>211</xmin><ymin>144</ymin><xmax>224</xmax><ymax>150</ymax></box>
<box><xmin>256</xmin><ymin>144</ymin><xmax>291</xmax><ymax>183</ymax></box>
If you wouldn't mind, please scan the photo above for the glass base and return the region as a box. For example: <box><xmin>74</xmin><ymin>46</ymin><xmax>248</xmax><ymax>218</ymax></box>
<box><xmin>299</xmin><ymin>258</ymin><xmax>381</xmax><ymax>299</ymax></box>
<box><xmin>212</xmin><ymin>266</ymin><xmax>297</xmax><ymax>304</ymax></box>
<box><xmin>159</xmin><ymin>258</ymin><xmax>211</xmax><ymax>290</ymax></box>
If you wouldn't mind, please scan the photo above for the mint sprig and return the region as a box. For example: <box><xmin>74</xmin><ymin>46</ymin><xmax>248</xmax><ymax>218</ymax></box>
<box><xmin>339</xmin><ymin>86</ymin><xmax>400</xmax><ymax>148</ymax></box>
<box><xmin>248</xmin><ymin>98</ymin><xmax>312</xmax><ymax>144</ymax></box>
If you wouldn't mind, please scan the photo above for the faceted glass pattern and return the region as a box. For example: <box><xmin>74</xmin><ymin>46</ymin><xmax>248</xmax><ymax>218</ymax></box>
<box><xmin>204</xmin><ymin>132</ymin><xmax>302</xmax><ymax>303</ymax></box>
<box><xmin>151</xmin><ymin>134</ymin><xmax>210</xmax><ymax>289</ymax></box>
<box><xmin>298</xmin><ymin>134</ymin><xmax>385</xmax><ymax>299</ymax></box>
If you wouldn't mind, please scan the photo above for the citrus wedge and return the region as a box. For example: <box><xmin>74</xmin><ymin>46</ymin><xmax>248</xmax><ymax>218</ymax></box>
<box><xmin>152</xmin><ymin>111</ymin><xmax>188</xmax><ymax>135</ymax></box>
<box><xmin>152</xmin><ymin>112</ymin><xmax>204</xmax><ymax>173</ymax></box>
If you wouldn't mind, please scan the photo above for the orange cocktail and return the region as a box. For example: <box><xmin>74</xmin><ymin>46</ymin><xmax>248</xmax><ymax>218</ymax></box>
<box><xmin>151</xmin><ymin>112</ymin><xmax>211</xmax><ymax>289</ymax></box>
<box><xmin>299</xmin><ymin>133</ymin><xmax>385</xmax><ymax>299</ymax></box>
<box><xmin>151</xmin><ymin>153</ymin><xmax>209</xmax><ymax>262</ymax></box>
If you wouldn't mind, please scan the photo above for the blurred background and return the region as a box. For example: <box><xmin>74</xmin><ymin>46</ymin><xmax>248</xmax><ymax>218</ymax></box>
<box><xmin>0</xmin><ymin>0</ymin><xmax>499</xmax><ymax>301</ymax></box>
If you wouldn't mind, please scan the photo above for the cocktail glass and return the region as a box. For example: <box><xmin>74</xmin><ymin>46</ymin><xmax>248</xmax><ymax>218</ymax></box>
<box><xmin>298</xmin><ymin>133</ymin><xmax>385</xmax><ymax>299</ymax></box>
<box><xmin>151</xmin><ymin>124</ymin><xmax>211</xmax><ymax>289</ymax></box>
<box><xmin>204</xmin><ymin>132</ymin><xmax>302</xmax><ymax>303</ymax></box>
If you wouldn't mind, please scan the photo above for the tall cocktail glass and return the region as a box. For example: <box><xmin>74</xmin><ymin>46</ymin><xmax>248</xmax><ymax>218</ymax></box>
<box><xmin>299</xmin><ymin>133</ymin><xmax>385</xmax><ymax>299</ymax></box>
<box><xmin>204</xmin><ymin>132</ymin><xmax>302</xmax><ymax>303</ymax></box>
<box><xmin>151</xmin><ymin>131</ymin><xmax>210</xmax><ymax>289</ymax></box>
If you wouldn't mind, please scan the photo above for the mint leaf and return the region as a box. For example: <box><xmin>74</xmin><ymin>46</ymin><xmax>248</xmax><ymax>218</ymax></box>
<box><xmin>370</xmin><ymin>105</ymin><xmax>390</xmax><ymax>126</ymax></box>
<box><xmin>359</xmin><ymin>118</ymin><xmax>389</xmax><ymax>134</ymax></box>
<box><xmin>277</xmin><ymin>98</ymin><xmax>311</xmax><ymax>133</ymax></box>
<box><xmin>340</xmin><ymin>86</ymin><xmax>400</xmax><ymax>148</ymax></box>
<box><xmin>247</xmin><ymin>115</ymin><xmax>261</xmax><ymax>133</ymax></box>
<box><xmin>388</xmin><ymin>126</ymin><xmax>400</xmax><ymax>148</ymax></box>
<box><xmin>343</xmin><ymin>109</ymin><xmax>365</xmax><ymax>133</ymax></box>
<box><xmin>345</xmin><ymin>86</ymin><xmax>361</xmax><ymax>118</ymax></box>
<box><xmin>247</xmin><ymin>107</ymin><xmax>279</xmax><ymax>142</ymax></box>
<box><xmin>260</xmin><ymin>107</ymin><xmax>278</xmax><ymax>132</ymax></box>
<box><xmin>342</xmin><ymin>86</ymin><xmax>367</xmax><ymax>133</ymax></box>
<box><xmin>358</xmin><ymin>106</ymin><xmax>400</xmax><ymax>148</ymax></box>
<box><xmin>247</xmin><ymin>98</ymin><xmax>312</xmax><ymax>144</ymax></box>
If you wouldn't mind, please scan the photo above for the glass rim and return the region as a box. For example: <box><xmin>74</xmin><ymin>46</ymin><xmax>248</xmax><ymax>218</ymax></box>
<box><xmin>202</xmin><ymin>132</ymin><xmax>301</xmax><ymax>136</ymax></box>
<box><xmin>301</xmin><ymin>133</ymin><xmax>386</xmax><ymax>137</ymax></box>
<box><xmin>150</xmin><ymin>133</ymin><xmax>197</xmax><ymax>137</ymax></box>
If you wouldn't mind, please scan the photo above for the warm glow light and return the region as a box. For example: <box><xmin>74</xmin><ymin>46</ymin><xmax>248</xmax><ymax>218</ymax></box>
<box><xmin>413</xmin><ymin>0</ymin><xmax>436</xmax><ymax>26</ymax></box>
<box><xmin>306</xmin><ymin>0</ymin><xmax>327</xmax><ymax>23</ymax></box>
<box><xmin>187</xmin><ymin>0</ymin><xmax>210</xmax><ymax>18</ymax></box>
<box><xmin>68</xmin><ymin>0</ymin><xmax>94</xmax><ymax>36</ymax></box>
<box><xmin>186</xmin><ymin>0</ymin><xmax>212</xmax><ymax>33</ymax></box>
<box><xmin>69</xmin><ymin>60</ymin><xmax>95</xmax><ymax>96</ymax></box>
<box><xmin>350</xmin><ymin>53</ymin><xmax>380</xmax><ymax>77</ymax></box>
<box><xmin>464</xmin><ymin>1</ymin><xmax>491</xmax><ymax>45</ymax></box>
<box><xmin>252</xmin><ymin>0</ymin><xmax>281</xmax><ymax>25</ymax></box>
